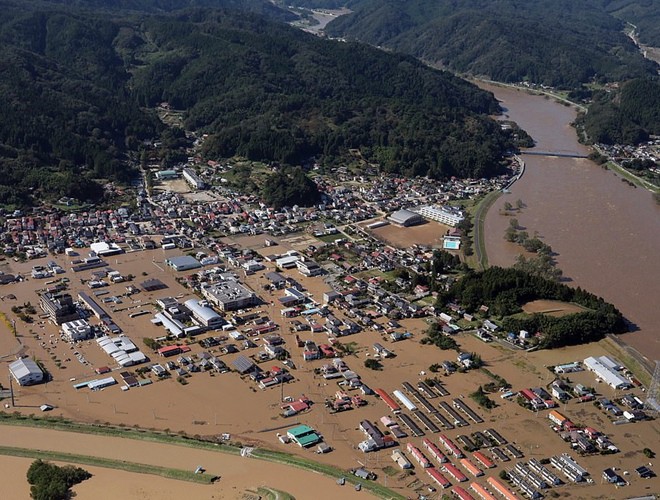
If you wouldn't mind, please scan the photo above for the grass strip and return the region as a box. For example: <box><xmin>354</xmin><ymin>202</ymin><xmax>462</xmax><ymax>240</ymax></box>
<box><xmin>0</xmin><ymin>415</ymin><xmax>406</xmax><ymax>499</ymax></box>
<box><xmin>604</xmin><ymin>161</ymin><xmax>659</xmax><ymax>193</ymax></box>
<box><xmin>0</xmin><ymin>445</ymin><xmax>215</xmax><ymax>484</ymax></box>
<box><xmin>472</xmin><ymin>190</ymin><xmax>502</xmax><ymax>270</ymax></box>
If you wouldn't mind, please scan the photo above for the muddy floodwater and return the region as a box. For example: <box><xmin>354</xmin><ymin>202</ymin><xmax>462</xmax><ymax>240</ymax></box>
<box><xmin>479</xmin><ymin>83</ymin><xmax>660</xmax><ymax>362</ymax></box>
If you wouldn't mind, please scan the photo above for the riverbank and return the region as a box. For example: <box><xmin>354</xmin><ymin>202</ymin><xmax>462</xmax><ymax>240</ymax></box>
<box><xmin>471</xmin><ymin>155</ymin><xmax>524</xmax><ymax>270</ymax></box>
<box><xmin>478</xmin><ymin>82</ymin><xmax>660</xmax><ymax>363</ymax></box>
<box><xmin>474</xmin><ymin>78</ymin><xmax>587</xmax><ymax>112</ymax></box>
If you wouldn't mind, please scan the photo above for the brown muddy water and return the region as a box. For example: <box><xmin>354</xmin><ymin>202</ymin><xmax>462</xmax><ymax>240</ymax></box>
<box><xmin>479</xmin><ymin>83</ymin><xmax>660</xmax><ymax>362</ymax></box>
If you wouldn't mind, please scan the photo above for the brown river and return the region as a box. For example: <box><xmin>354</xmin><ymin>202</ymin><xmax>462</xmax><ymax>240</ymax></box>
<box><xmin>479</xmin><ymin>83</ymin><xmax>660</xmax><ymax>363</ymax></box>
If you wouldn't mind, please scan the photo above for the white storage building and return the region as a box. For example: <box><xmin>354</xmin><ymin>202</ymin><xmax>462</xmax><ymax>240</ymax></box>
<box><xmin>88</xmin><ymin>377</ymin><xmax>117</xmax><ymax>391</ymax></box>
<box><xmin>96</xmin><ymin>336</ymin><xmax>147</xmax><ymax>367</ymax></box>
<box><xmin>393</xmin><ymin>389</ymin><xmax>418</xmax><ymax>412</ymax></box>
<box><xmin>152</xmin><ymin>312</ymin><xmax>185</xmax><ymax>338</ymax></box>
<box><xmin>583</xmin><ymin>356</ymin><xmax>631</xmax><ymax>389</ymax></box>
<box><xmin>9</xmin><ymin>358</ymin><xmax>44</xmax><ymax>386</ymax></box>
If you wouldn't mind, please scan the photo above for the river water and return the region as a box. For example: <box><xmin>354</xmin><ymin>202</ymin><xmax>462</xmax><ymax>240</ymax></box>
<box><xmin>479</xmin><ymin>83</ymin><xmax>660</xmax><ymax>362</ymax></box>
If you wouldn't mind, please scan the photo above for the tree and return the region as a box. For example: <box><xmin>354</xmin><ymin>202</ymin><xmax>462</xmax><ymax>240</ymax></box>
<box><xmin>503</xmin><ymin>201</ymin><xmax>513</xmax><ymax>211</ymax></box>
<box><xmin>27</xmin><ymin>459</ymin><xmax>91</xmax><ymax>500</ymax></box>
<box><xmin>516</xmin><ymin>199</ymin><xmax>524</xmax><ymax>209</ymax></box>
<box><xmin>364</xmin><ymin>358</ymin><xmax>383</xmax><ymax>370</ymax></box>
<box><xmin>504</xmin><ymin>227</ymin><xmax>518</xmax><ymax>242</ymax></box>
<box><xmin>509</xmin><ymin>218</ymin><xmax>519</xmax><ymax>229</ymax></box>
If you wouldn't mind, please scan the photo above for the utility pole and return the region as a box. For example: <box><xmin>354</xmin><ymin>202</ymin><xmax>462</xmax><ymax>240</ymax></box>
<box><xmin>9</xmin><ymin>373</ymin><xmax>15</xmax><ymax>407</ymax></box>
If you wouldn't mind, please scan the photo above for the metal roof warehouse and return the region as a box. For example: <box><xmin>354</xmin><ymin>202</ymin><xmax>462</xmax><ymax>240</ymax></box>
<box><xmin>9</xmin><ymin>358</ymin><xmax>45</xmax><ymax>386</ymax></box>
<box><xmin>184</xmin><ymin>299</ymin><xmax>225</xmax><ymax>329</ymax></box>
<box><xmin>165</xmin><ymin>255</ymin><xmax>202</xmax><ymax>272</ymax></box>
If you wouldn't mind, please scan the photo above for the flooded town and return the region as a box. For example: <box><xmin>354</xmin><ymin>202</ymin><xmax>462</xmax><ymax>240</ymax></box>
<box><xmin>0</xmin><ymin>83</ymin><xmax>657</xmax><ymax>499</ymax></box>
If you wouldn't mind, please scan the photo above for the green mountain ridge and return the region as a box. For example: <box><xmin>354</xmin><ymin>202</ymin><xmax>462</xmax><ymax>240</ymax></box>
<box><xmin>321</xmin><ymin>0</ymin><xmax>658</xmax><ymax>88</ymax></box>
<box><xmin>0</xmin><ymin>0</ymin><xmax>523</xmax><ymax>206</ymax></box>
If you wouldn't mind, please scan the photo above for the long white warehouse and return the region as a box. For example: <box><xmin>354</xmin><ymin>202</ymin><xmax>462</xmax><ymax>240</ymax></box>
<box><xmin>583</xmin><ymin>356</ymin><xmax>631</xmax><ymax>389</ymax></box>
<box><xmin>393</xmin><ymin>389</ymin><xmax>418</xmax><ymax>412</ymax></box>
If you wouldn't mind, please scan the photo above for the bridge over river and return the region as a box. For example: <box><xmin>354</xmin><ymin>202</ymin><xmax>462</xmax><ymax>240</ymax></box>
<box><xmin>520</xmin><ymin>150</ymin><xmax>589</xmax><ymax>159</ymax></box>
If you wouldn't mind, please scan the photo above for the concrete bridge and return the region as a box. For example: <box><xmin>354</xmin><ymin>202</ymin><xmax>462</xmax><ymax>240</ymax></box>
<box><xmin>520</xmin><ymin>150</ymin><xmax>589</xmax><ymax>159</ymax></box>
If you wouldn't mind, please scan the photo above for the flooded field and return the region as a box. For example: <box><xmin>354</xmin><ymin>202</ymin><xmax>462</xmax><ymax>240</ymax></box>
<box><xmin>479</xmin><ymin>83</ymin><xmax>660</xmax><ymax>363</ymax></box>
<box><xmin>0</xmin><ymin>427</ymin><xmax>366</xmax><ymax>500</ymax></box>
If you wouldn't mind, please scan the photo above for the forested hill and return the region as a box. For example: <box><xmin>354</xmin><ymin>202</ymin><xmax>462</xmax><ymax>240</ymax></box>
<box><xmin>603</xmin><ymin>0</ymin><xmax>660</xmax><ymax>46</ymax></box>
<box><xmin>43</xmin><ymin>0</ymin><xmax>296</xmax><ymax>19</ymax></box>
<box><xmin>132</xmin><ymin>9</ymin><xmax>512</xmax><ymax>178</ymax></box>
<box><xmin>578</xmin><ymin>78</ymin><xmax>660</xmax><ymax>145</ymax></box>
<box><xmin>0</xmin><ymin>1</ymin><xmax>522</xmax><ymax>207</ymax></box>
<box><xmin>322</xmin><ymin>0</ymin><xmax>658</xmax><ymax>89</ymax></box>
<box><xmin>0</xmin><ymin>1</ymin><xmax>162</xmax><ymax>207</ymax></box>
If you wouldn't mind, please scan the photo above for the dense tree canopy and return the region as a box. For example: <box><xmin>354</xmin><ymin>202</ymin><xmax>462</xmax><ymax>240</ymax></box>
<box><xmin>261</xmin><ymin>167</ymin><xmax>321</xmax><ymax>209</ymax></box>
<box><xmin>27</xmin><ymin>459</ymin><xmax>91</xmax><ymax>500</ymax></box>
<box><xmin>0</xmin><ymin>0</ymin><xmax>522</xmax><ymax>206</ymax></box>
<box><xmin>130</xmin><ymin>8</ymin><xmax>513</xmax><ymax>179</ymax></box>
<box><xmin>444</xmin><ymin>267</ymin><xmax>626</xmax><ymax>348</ymax></box>
<box><xmin>323</xmin><ymin>0</ymin><xmax>658</xmax><ymax>89</ymax></box>
<box><xmin>0</xmin><ymin>1</ymin><xmax>162</xmax><ymax>205</ymax></box>
<box><xmin>603</xmin><ymin>0</ymin><xmax>660</xmax><ymax>46</ymax></box>
<box><xmin>578</xmin><ymin>78</ymin><xmax>660</xmax><ymax>145</ymax></box>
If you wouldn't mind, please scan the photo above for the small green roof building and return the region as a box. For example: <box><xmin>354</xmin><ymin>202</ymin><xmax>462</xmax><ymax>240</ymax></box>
<box><xmin>287</xmin><ymin>424</ymin><xmax>321</xmax><ymax>448</ymax></box>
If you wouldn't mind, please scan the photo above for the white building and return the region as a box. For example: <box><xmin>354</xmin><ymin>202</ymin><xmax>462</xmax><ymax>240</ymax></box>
<box><xmin>182</xmin><ymin>167</ymin><xmax>206</xmax><ymax>190</ymax></box>
<box><xmin>9</xmin><ymin>358</ymin><xmax>44</xmax><ymax>386</ymax></box>
<box><xmin>184</xmin><ymin>299</ymin><xmax>225</xmax><ymax>329</ymax></box>
<box><xmin>276</xmin><ymin>255</ymin><xmax>299</xmax><ymax>269</ymax></box>
<box><xmin>296</xmin><ymin>259</ymin><xmax>323</xmax><ymax>277</ymax></box>
<box><xmin>583</xmin><ymin>356</ymin><xmax>631</xmax><ymax>389</ymax></box>
<box><xmin>89</xmin><ymin>241</ymin><xmax>123</xmax><ymax>256</ymax></box>
<box><xmin>201</xmin><ymin>281</ymin><xmax>257</xmax><ymax>311</ymax></box>
<box><xmin>61</xmin><ymin>319</ymin><xmax>92</xmax><ymax>341</ymax></box>
<box><xmin>414</xmin><ymin>205</ymin><xmax>464</xmax><ymax>227</ymax></box>
<box><xmin>96</xmin><ymin>335</ymin><xmax>147</xmax><ymax>367</ymax></box>
<box><xmin>242</xmin><ymin>260</ymin><xmax>264</xmax><ymax>273</ymax></box>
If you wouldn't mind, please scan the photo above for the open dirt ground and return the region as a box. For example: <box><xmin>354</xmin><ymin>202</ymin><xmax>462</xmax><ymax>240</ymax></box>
<box><xmin>522</xmin><ymin>300</ymin><xmax>589</xmax><ymax>317</ymax></box>
<box><xmin>362</xmin><ymin>220</ymin><xmax>451</xmax><ymax>248</ymax></box>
